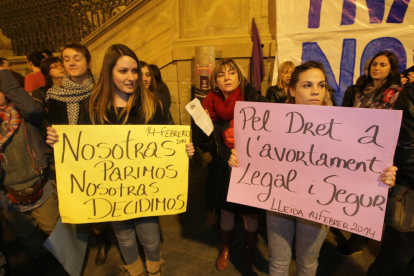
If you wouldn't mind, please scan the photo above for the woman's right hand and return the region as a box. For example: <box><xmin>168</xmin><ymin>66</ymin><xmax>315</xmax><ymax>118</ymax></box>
<box><xmin>46</xmin><ymin>127</ymin><xmax>59</xmax><ymax>147</ymax></box>
<box><xmin>380</xmin><ymin>166</ymin><xmax>398</xmax><ymax>188</ymax></box>
<box><xmin>228</xmin><ymin>149</ymin><xmax>239</xmax><ymax>167</ymax></box>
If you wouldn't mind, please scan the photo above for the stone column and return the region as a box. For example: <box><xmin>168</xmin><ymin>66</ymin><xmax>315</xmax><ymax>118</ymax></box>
<box><xmin>194</xmin><ymin>46</ymin><xmax>215</xmax><ymax>102</ymax></box>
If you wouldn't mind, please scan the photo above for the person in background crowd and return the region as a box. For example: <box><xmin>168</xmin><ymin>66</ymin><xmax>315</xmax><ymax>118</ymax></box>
<box><xmin>149</xmin><ymin>64</ymin><xmax>172</xmax><ymax>109</ymax></box>
<box><xmin>40</xmin><ymin>49</ymin><xmax>53</xmax><ymax>60</ymax></box>
<box><xmin>187</xmin><ymin>58</ymin><xmax>267</xmax><ymax>271</ymax></box>
<box><xmin>266</xmin><ymin>61</ymin><xmax>295</xmax><ymax>103</ymax></box>
<box><xmin>47</xmin><ymin>44</ymin><xmax>172</xmax><ymax>276</ymax></box>
<box><xmin>32</xmin><ymin>57</ymin><xmax>65</xmax><ymax>105</ymax></box>
<box><xmin>0</xmin><ymin>57</ymin><xmax>25</xmax><ymax>87</ymax></box>
<box><xmin>337</xmin><ymin>51</ymin><xmax>403</xmax><ymax>256</ymax></box>
<box><xmin>0</xmin><ymin>66</ymin><xmax>59</xmax><ymax>275</ymax></box>
<box><xmin>228</xmin><ymin>60</ymin><xmax>398</xmax><ymax>276</ymax></box>
<box><xmin>140</xmin><ymin>61</ymin><xmax>171</xmax><ymax>110</ymax></box>
<box><xmin>25</xmin><ymin>51</ymin><xmax>46</xmax><ymax>93</ymax></box>
<box><xmin>46</xmin><ymin>43</ymin><xmax>96</xmax><ymax>125</ymax></box>
<box><xmin>149</xmin><ymin>64</ymin><xmax>162</xmax><ymax>83</ymax></box>
<box><xmin>0</xmin><ymin>58</ymin><xmax>12</xmax><ymax>71</ymax></box>
<box><xmin>341</xmin><ymin>58</ymin><xmax>372</xmax><ymax>107</ymax></box>
<box><xmin>367</xmin><ymin>76</ymin><xmax>414</xmax><ymax>276</ymax></box>
<box><xmin>45</xmin><ymin>43</ymin><xmax>111</xmax><ymax>265</ymax></box>
<box><xmin>353</xmin><ymin>51</ymin><xmax>402</xmax><ymax>109</ymax></box>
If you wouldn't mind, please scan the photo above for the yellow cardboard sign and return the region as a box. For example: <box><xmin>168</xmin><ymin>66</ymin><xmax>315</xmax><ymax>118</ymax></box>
<box><xmin>53</xmin><ymin>125</ymin><xmax>190</xmax><ymax>223</ymax></box>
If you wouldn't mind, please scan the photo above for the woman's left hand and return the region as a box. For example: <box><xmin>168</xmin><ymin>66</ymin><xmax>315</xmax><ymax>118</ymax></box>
<box><xmin>380</xmin><ymin>166</ymin><xmax>398</xmax><ymax>188</ymax></box>
<box><xmin>228</xmin><ymin>149</ymin><xmax>239</xmax><ymax>167</ymax></box>
<box><xmin>186</xmin><ymin>143</ymin><xmax>195</xmax><ymax>157</ymax></box>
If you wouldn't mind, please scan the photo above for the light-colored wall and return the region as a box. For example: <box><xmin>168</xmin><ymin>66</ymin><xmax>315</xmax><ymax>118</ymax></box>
<box><xmin>83</xmin><ymin>0</ymin><xmax>277</xmax><ymax>124</ymax></box>
<box><xmin>0</xmin><ymin>28</ymin><xmax>31</xmax><ymax>76</ymax></box>
<box><xmin>2</xmin><ymin>0</ymin><xmax>277</xmax><ymax>124</ymax></box>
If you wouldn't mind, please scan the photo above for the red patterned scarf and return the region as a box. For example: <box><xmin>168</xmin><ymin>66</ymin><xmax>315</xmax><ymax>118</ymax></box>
<box><xmin>202</xmin><ymin>86</ymin><xmax>242</xmax><ymax>121</ymax></box>
<box><xmin>0</xmin><ymin>105</ymin><xmax>21</xmax><ymax>149</ymax></box>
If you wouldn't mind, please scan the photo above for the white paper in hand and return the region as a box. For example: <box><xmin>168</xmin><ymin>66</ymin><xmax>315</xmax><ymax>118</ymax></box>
<box><xmin>185</xmin><ymin>98</ymin><xmax>214</xmax><ymax>136</ymax></box>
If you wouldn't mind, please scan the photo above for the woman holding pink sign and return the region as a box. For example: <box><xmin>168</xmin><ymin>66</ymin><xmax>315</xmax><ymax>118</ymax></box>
<box><xmin>228</xmin><ymin>60</ymin><xmax>398</xmax><ymax>276</ymax></box>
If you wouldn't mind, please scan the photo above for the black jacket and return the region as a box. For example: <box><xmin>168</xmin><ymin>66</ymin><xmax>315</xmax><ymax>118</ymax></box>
<box><xmin>48</xmin><ymin>99</ymin><xmax>71</xmax><ymax>125</ymax></box>
<box><xmin>341</xmin><ymin>75</ymin><xmax>366</xmax><ymax>107</ymax></box>
<box><xmin>266</xmin><ymin>85</ymin><xmax>288</xmax><ymax>103</ymax></box>
<box><xmin>393</xmin><ymin>82</ymin><xmax>414</xmax><ymax>189</ymax></box>
<box><xmin>32</xmin><ymin>86</ymin><xmax>48</xmax><ymax>107</ymax></box>
<box><xmin>156</xmin><ymin>82</ymin><xmax>172</xmax><ymax>110</ymax></box>
<box><xmin>78</xmin><ymin>96</ymin><xmax>169</xmax><ymax>125</ymax></box>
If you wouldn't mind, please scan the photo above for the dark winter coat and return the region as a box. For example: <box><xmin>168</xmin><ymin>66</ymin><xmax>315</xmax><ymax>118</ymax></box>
<box><xmin>0</xmin><ymin>70</ymin><xmax>52</xmax><ymax>183</ymax></box>
<box><xmin>197</xmin><ymin>83</ymin><xmax>268</xmax><ymax>214</ymax></box>
<box><xmin>78</xmin><ymin>96</ymin><xmax>169</xmax><ymax>125</ymax></box>
<box><xmin>47</xmin><ymin>99</ymin><xmax>71</xmax><ymax>125</ymax></box>
<box><xmin>341</xmin><ymin>75</ymin><xmax>366</xmax><ymax>107</ymax></box>
<box><xmin>156</xmin><ymin>82</ymin><xmax>172</xmax><ymax>110</ymax></box>
<box><xmin>266</xmin><ymin>85</ymin><xmax>288</xmax><ymax>104</ymax></box>
<box><xmin>393</xmin><ymin>82</ymin><xmax>414</xmax><ymax>189</ymax></box>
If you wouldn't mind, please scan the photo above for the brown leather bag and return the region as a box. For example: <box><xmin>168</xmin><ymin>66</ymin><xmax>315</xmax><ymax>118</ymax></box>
<box><xmin>5</xmin><ymin>177</ymin><xmax>47</xmax><ymax>205</ymax></box>
<box><xmin>385</xmin><ymin>185</ymin><xmax>414</xmax><ymax>232</ymax></box>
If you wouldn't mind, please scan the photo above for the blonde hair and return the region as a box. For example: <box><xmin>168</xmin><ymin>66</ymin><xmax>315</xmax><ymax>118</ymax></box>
<box><xmin>211</xmin><ymin>58</ymin><xmax>248</xmax><ymax>100</ymax></box>
<box><xmin>88</xmin><ymin>44</ymin><xmax>159</xmax><ymax>124</ymax></box>
<box><xmin>276</xmin><ymin>61</ymin><xmax>295</xmax><ymax>89</ymax></box>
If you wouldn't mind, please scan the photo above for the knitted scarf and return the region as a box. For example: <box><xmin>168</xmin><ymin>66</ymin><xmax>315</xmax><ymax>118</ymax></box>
<box><xmin>355</xmin><ymin>82</ymin><xmax>401</xmax><ymax>110</ymax></box>
<box><xmin>0</xmin><ymin>105</ymin><xmax>21</xmax><ymax>149</ymax></box>
<box><xmin>202</xmin><ymin>86</ymin><xmax>242</xmax><ymax>121</ymax></box>
<box><xmin>46</xmin><ymin>75</ymin><xmax>98</xmax><ymax>125</ymax></box>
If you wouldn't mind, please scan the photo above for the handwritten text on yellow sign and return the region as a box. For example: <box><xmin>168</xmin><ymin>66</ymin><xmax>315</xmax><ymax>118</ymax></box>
<box><xmin>54</xmin><ymin>125</ymin><xmax>190</xmax><ymax>223</ymax></box>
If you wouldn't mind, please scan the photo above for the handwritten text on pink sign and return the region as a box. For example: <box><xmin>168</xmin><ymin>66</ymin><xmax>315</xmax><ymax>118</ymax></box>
<box><xmin>228</xmin><ymin>102</ymin><xmax>402</xmax><ymax>241</ymax></box>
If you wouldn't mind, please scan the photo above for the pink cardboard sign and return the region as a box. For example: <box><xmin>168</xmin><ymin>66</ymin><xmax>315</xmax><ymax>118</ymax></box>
<box><xmin>228</xmin><ymin>102</ymin><xmax>402</xmax><ymax>241</ymax></box>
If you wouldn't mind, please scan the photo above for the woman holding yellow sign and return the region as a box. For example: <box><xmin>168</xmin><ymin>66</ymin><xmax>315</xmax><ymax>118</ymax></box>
<box><xmin>47</xmin><ymin>44</ymin><xmax>170</xmax><ymax>276</ymax></box>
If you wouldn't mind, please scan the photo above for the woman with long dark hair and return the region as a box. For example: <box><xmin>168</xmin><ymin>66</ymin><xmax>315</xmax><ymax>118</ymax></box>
<box><xmin>337</xmin><ymin>51</ymin><xmax>403</xmax><ymax>256</ymax></box>
<box><xmin>354</xmin><ymin>51</ymin><xmax>402</xmax><ymax>109</ymax></box>
<box><xmin>140</xmin><ymin>61</ymin><xmax>172</xmax><ymax>110</ymax></box>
